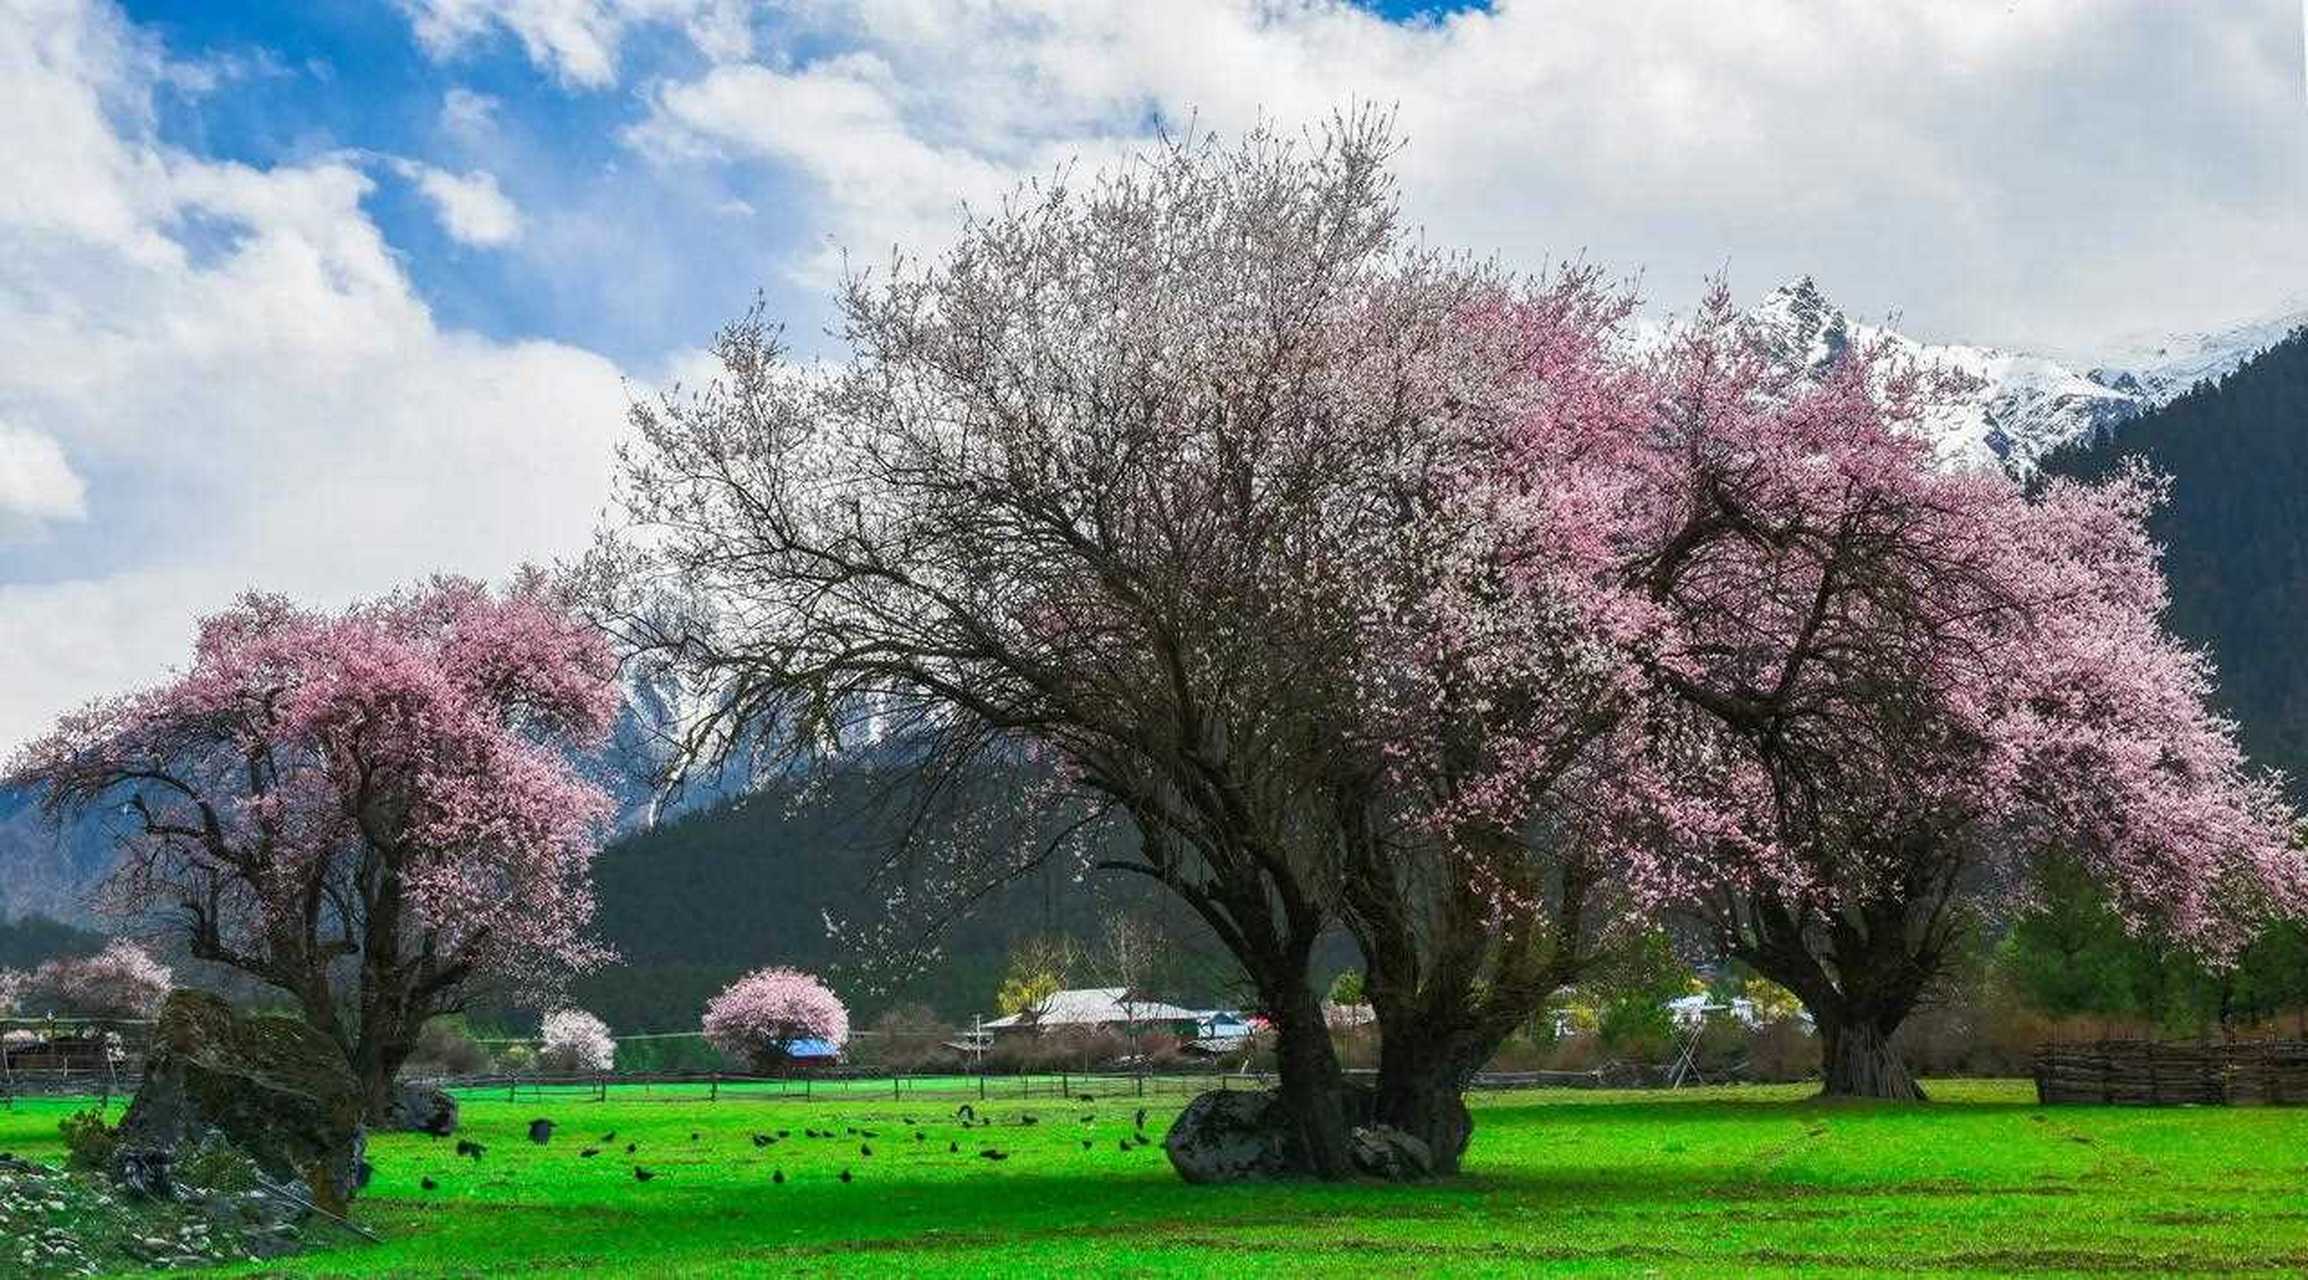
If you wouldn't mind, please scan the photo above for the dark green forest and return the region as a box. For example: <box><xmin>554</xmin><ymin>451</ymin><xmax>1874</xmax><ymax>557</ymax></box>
<box><xmin>2047</xmin><ymin>327</ymin><xmax>2308</xmax><ymax>793</ymax></box>
<box><xmin>569</xmin><ymin>771</ymin><xmax>1306</xmax><ymax>1033</ymax></box>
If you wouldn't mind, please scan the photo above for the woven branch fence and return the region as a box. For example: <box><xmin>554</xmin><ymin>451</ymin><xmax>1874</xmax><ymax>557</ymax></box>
<box><xmin>2033</xmin><ymin>1040</ymin><xmax>2308</xmax><ymax>1105</ymax></box>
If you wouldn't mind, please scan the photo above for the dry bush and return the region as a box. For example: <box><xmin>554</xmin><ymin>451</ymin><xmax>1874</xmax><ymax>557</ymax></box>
<box><xmin>1747</xmin><ymin>1019</ymin><xmax>1821</xmax><ymax>1083</ymax></box>
<box><xmin>402</xmin><ymin>1018</ymin><xmax>489</xmax><ymax>1077</ymax></box>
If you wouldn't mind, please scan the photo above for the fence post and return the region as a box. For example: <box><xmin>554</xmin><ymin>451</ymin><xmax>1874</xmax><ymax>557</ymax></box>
<box><xmin>893</xmin><ymin>1074</ymin><xmax>900</xmax><ymax>1101</ymax></box>
<box><xmin>711</xmin><ymin>1074</ymin><xmax>719</xmax><ymax>1102</ymax></box>
<box><xmin>979</xmin><ymin>1072</ymin><xmax>986</xmax><ymax>1101</ymax></box>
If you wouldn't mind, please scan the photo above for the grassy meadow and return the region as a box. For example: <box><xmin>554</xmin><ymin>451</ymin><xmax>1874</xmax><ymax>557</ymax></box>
<box><xmin>6</xmin><ymin>1079</ymin><xmax>2306</xmax><ymax>1277</ymax></box>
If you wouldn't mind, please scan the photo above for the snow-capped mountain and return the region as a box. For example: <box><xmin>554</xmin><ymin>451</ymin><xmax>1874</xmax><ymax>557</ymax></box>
<box><xmin>1740</xmin><ymin>278</ymin><xmax>2305</xmax><ymax>474</ymax></box>
<box><xmin>2085</xmin><ymin>305</ymin><xmax>2308</xmax><ymax>408</ymax></box>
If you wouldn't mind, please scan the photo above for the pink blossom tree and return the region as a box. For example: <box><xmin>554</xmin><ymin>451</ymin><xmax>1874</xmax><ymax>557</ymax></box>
<box><xmin>589</xmin><ymin>115</ymin><xmax>1656</xmax><ymax>1175</ymax></box>
<box><xmin>8</xmin><ymin>576</ymin><xmax>620</xmax><ymax>1121</ymax></box>
<box><xmin>1592</xmin><ymin>285</ymin><xmax>2304</xmax><ymax>1097</ymax></box>
<box><xmin>702</xmin><ymin>966</ymin><xmax>848</xmax><ymax>1072</ymax></box>
<box><xmin>537</xmin><ymin>1007</ymin><xmax>617</xmax><ymax>1073</ymax></box>
<box><xmin>11</xmin><ymin>939</ymin><xmax>174</xmax><ymax>1019</ymax></box>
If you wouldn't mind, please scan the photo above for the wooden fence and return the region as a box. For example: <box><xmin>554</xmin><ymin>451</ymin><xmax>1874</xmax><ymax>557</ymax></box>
<box><xmin>2032</xmin><ymin>1040</ymin><xmax>2308</xmax><ymax>1105</ymax></box>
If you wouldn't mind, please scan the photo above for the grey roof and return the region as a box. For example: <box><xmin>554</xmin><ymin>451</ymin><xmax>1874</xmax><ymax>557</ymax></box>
<box><xmin>981</xmin><ymin>987</ymin><xmax>1204</xmax><ymax>1030</ymax></box>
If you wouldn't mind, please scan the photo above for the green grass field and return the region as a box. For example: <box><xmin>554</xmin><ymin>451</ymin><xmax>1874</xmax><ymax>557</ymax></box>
<box><xmin>8</xmin><ymin>1079</ymin><xmax>2307</xmax><ymax>1277</ymax></box>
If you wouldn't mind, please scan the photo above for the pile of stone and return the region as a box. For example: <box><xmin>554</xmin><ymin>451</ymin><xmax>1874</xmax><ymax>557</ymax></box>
<box><xmin>0</xmin><ymin>1148</ymin><xmax>306</xmax><ymax>1277</ymax></box>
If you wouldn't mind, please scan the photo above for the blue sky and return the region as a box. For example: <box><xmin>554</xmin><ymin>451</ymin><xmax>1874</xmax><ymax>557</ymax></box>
<box><xmin>112</xmin><ymin>0</ymin><xmax>1493</xmax><ymax>367</ymax></box>
<box><xmin>0</xmin><ymin>0</ymin><xmax>2300</xmax><ymax>748</ymax></box>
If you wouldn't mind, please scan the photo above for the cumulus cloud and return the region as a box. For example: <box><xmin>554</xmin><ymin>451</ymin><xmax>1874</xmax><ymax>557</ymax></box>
<box><xmin>399</xmin><ymin>159</ymin><xmax>524</xmax><ymax>245</ymax></box>
<box><xmin>597</xmin><ymin>0</ymin><xmax>2308</xmax><ymax>354</ymax></box>
<box><xmin>0</xmin><ymin>0</ymin><xmax>633</xmax><ymax>748</ymax></box>
<box><xmin>0</xmin><ymin>424</ymin><xmax>88</xmax><ymax>538</ymax></box>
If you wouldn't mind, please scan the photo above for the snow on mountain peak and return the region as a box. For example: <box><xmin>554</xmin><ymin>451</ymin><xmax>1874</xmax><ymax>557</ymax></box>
<box><xmin>1736</xmin><ymin>279</ymin><xmax>2300</xmax><ymax>476</ymax></box>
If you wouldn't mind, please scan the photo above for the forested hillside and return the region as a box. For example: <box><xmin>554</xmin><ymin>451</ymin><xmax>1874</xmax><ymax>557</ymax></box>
<box><xmin>571</xmin><ymin>770</ymin><xmax>1299</xmax><ymax>1032</ymax></box>
<box><xmin>2046</xmin><ymin>327</ymin><xmax>2308</xmax><ymax>792</ymax></box>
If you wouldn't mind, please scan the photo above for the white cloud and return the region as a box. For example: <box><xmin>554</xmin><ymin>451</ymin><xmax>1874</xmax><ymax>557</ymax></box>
<box><xmin>400</xmin><ymin>160</ymin><xmax>524</xmax><ymax>246</ymax></box>
<box><xmin>0</xmin><ymin>423</ymin><xmax>87</xmax><ymax>538</ymax></box>
<box><xmin>399</xmin><ymin>0</ymin><xmax>753</xmax><ymax>90</ymax></box>
<box><xmin>0</xmin><ymin>0</ymin><xmax>634</xmax><ymax>748</ymax></box>
<box><xmin>595</xmin><ymin>0</ymin><xmax>2307</xmax><ymax>355</ymax></box>
<box><xmin>440</xmin><ymin>86</ymin><xmax>502</xmax><ymax>140</ymax></box>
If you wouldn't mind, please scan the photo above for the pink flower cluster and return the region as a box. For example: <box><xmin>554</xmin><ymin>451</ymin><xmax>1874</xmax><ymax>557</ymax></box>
<box><xmin>701</xmin><ymin>966</ymin><xmax>849</xmax><ymax>1066</ymax></box>
<box><xmin>9</xmin><ymin>575</ymin><xmax>621</xmax><ymax>1002</ymax></box>
<box><xmin>3</xmin><ymin>939</ymin><xmax>172</xmax><ymax>1020</ymax></box>
<box><xmin>1434</xmin><ymin>279</ymin><xmax>2303</xmax><ymax>954</ymax></box>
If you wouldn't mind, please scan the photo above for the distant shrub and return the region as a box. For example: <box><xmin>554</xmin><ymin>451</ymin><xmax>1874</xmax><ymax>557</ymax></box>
<box><xmin>1747</xmin><ymin>1019</ymin><xmax>1821</xmax><ymax>1083</ymax></box>
<box><xmin>854</xmin><ymin>1004</ymin><xmax>952</xmax><ymax>1073</ymax></box>
<box><xmin>59</xmin><ymin>1107</ymin><xmax>119</xmax><ymax>1172</ymax></box>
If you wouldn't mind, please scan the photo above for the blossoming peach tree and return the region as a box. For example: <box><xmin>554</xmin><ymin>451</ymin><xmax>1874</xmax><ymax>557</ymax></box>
<box><xmin>538</xmin><ymin>1008</ymin><xmax>618</xmax><ymax>1073</ymax></box>
<box><xmin>1583</xmin><ymin>286</ymin><xmax>2304</xmax><ymax>1098</ymax></box>
<box><xmin>701</xmin><ymin>966</ymin><xmax>848</xmax><ymax>1072</ymax></box>
<box><xmin>588</xmin><ymin>113</ymin><xmax>1674</xmax><ymax>1175</ymax></box>
<box><xmin>8</xmin><ymin>576</ymin><xmax>619</xmax><ymax>1121</ymax></box>
<box><xmin>4</xmin><ymin>939</ymin><xmax>173</xmax><ymax>1019</ymax></box>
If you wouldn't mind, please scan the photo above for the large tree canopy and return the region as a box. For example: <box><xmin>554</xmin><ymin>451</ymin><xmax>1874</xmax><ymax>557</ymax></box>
<box><xmin>592</xmin><ymin>115</ymin><xmax>1668</xmax><ymax>1172</ymax></box>
<box><xmin>9</xmin><ymin>575</ymin><xmax>620</xmax><ymax>1119</ymax></box>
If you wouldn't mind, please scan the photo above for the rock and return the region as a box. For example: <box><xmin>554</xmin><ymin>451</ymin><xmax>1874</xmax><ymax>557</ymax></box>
<box><xmin>1165</xmin><ymin>1086</ymin><xmax>1467</xmax><ymax>1183</ymax></box>
<box><xmin>114</xmin><ymin>990</ymin><xmax>366</xmax><ymax>1215</ymax></box>
<box><xmin>1161</xmin><ymin>1086</ymin><xmax>1378</xmax><ymax>1183</ymax></box>
<box><xmin>1164</xmin><ymin>1089</ymin><xmax>1305</xmax><ymax>1183</ymax></box>
<box><xmin>114</xmin><ymin>1146</ymin><xmax>174</xmax><ymax>1200</ymax></box>
<box><xmin>382</xmin><ymin>1082</ymin><xmax>459</xmax><ymax>1136</ymax></box>
<box><xmin>1347</xmin><ymin>1124</ymin><xmax>1436</xmax><ymax>1181</ymax></box>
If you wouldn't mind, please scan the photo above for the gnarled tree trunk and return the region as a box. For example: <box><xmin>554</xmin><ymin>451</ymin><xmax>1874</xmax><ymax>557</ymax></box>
<box><xmin>1266</xmin><ymin>980</ymin><xmax>1354</xmax><ymax>1179</ymax></box>
<box><xmin>1816</xmin><ymin>1011</ymin><xmax>1925</xmax><ymax>1101</ymax></box>
<box><xmin>1372</xmin><ymin>1034</ymin><xmax>1475</xmax><ymax>1173</ymax></box>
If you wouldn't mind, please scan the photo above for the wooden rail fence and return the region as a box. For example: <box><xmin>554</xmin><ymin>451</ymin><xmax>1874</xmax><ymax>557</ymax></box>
<box><xmin>2033</xmin><ymin>1040</ymin><xmax>2308</xmax><ymax>1105</ymax></box>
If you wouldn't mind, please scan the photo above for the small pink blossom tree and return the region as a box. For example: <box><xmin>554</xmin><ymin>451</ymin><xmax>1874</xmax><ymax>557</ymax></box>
<box><xmin>12</xmin><ymin>939</ymin><xmax>173</xmax><ymax>1019</ymax></box>
<box><xmin>537</xmin><ymin>1008</ymin><xmax>617</xmax><ymax>1073</ymax></box>
<box><xmin>8</xmin><ymin>575</ymin><xmax>620</xmax><ymax>1121</ymax></box>
<box><xmin>702</xmin><ymin>967</ymin><xmax>848</xmax><ymax>1072</ymax></box>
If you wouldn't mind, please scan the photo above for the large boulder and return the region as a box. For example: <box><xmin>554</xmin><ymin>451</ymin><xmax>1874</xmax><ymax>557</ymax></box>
<box><xmin>382</xmin><ymin>1082</ymin><xmax>459</xmax><ymax>1136</ymax></box>
<box><xmin>1165</xmin><ymin>1085</ymin><xmax>1465</xmax><ymax>1183</ymax></box>
<box><xmin>1163</xmin><ymin>1086</ymin><xmax>1384</xmax><ymax>1183</ymax></box>
<box><xmin>1164</xmin><ymin>1089</ymin><xmax>1305</xmax><ymax>1183</ymax></box>
<box><xmin>114</xmin><ymin>990</ymin><xmax>366</xmax><ymax>1214</ymax></box>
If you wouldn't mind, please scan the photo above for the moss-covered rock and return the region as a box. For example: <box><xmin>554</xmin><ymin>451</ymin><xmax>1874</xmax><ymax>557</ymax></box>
<box><xmin>115</xmin><ymin>990</ymin><xmax>365</xmax><ymax>1213</ymax></box>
